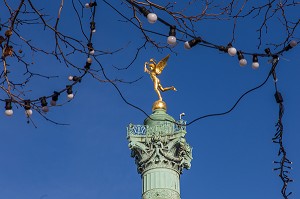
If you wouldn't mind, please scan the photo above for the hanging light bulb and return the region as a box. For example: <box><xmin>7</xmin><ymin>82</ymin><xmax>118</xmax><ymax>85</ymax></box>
<box><xmin>290</xmin><ymin>40</ymin><xmax>297</xmax><ymax>47</ymax></box>
<box><xmin>237</xmin><ymin>51</ymin><xmax>247</xmax><ymax>66</ymax></box>
<box><xmin>90</xmin><ymin>22</ymin><xmax>96</xmax><ymax>33</ymax></box>
<box><xmin>66</xmin><ymin>85</ymin><xmax>74</xmax><ymax>100</ymax></box>
<box><xmin>227</xmin><ymin>43</ymin><xmax>237</xmax><ymax>56</ymax></box>
<box><xmin>24</xmin><ymin>100</ymin><xmax>33</xmax><ymax>117</ymax></box>
<box><xmin>184</xmin><ymin>37</ymin><xmax>202</xmax><ymax>49</ymax></box>
<box><xmin>50</xmin><ymin>91</ymin><xmax>60</xmax><ymax>106</ymax></box>
<box><xmin>42</xmin><ymin>106</ymin><xmax>49</xmax><ymax>113</ymax></box>
<box><xmin>147</xmin><ymin>13</ymin><xmax>157</xmax><ymax>24</ymax></box>
<box><xmin>85</xmin><ymin>58</ymin><xmax>92</xmax><ymax>70</ymax></box>
<box><xmin>4</xmin><ymin>99</ymin><xmax>13</xmax><ymax>116</ymax></box>
<box><xmin>40</xmin><ymin>97</ymin><xmax>49</xmax><ymax>113</ymax></box>
<box><xmin>139</xmin><ymin>6</ymin><xmax>157</xmax><ymax>24</ymax></box>
<box><xmin>87</xmin><ymin>43</ymin><xmax>94</xmax><ymax>55</ymax></box>
<box><xmin>85</xmin><ymin>2</ymin><xmax>97</xmax><ymax>8</ymax></box>
<box><xmin>167</xmin><ymin>26</ymin><xmax>176</xmax><ymax>45</ymax></box>
<box><xmin>5</xmin><ymin>30</ymin><xmax>13</xmax><ymax>37</ymax></box>
<box><xmin>252</xmin><ymin>54</ymin><xmax>259</xmax><ymax>69</ymax></box>
<box><xmin>87</xmin><ymin>57</ymin><xmax>92</xmax><ymax>63</ymax></box>
<box><xmin>284</xmin><ymin>40</ymin><xmax>298</xmax><ymax>51</ymax></box>
<box><xmin>68</xmin><ymin>76</ymin><xmax>81</xmax><ymax>82</ymax></box>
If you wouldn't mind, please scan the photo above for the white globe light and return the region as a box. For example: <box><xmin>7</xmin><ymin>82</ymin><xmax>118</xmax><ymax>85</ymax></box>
<box><xmin>42</xmin><ymin>106</ymin><xmax>49</xmax><ymax>113</ymax></box>
<box><xmin>184</xmin><ymin>41</ymin><xmax>191</xmax><ymax>50</ymax></box>
<box><xmin>25</xmin><ymin>109</ymin><xmax>33</xmax><ymax>116</ymax></box>
<box><xmin>87</xmin><ymin>57</ymin><xmax>92</xmax><ymax>63</ymax></box>
<box><xmin>290</xmin><ymin>40</ymin><xmax>297</xmax><ymax>47</ymax></box>
<box><xmin>239</xmin><ymin>59</ymin><xmax>247</xmax><ymax>66</ymax></box>
<box><xmin>252</xmin><ymin>62</ymin><xmax>259</xmax><ymax>69</ymax></box>
<box><xmin>89</xmin><ymin>50</ymin><xmax>95</xmax><ymax>55</ymax></box>
<box><xmin>147</xmin><ymin>13</ymin><xmax>157</xmax><ymax>24</ymax></box>
<box><xmin>50</xmin><ymin>100</ymin><xmax>56</xmax><ymax>106</ymax></box>
<box><xmin>228</xmin><ymin>47</ymin><xmax>237</xmax><ymax>56</ymax></box>
<box><xmin>67</xmin><ymin>93</ymin><xmax>74</xmax><ymax>100</ymax></box>
<box><xmin>68</xmin><ymin>76</ymin><xmax>73</xmax><ymax>81</ymax></box>
<box><xmin>92</xmin><ymin>29</ymin><xmax>96</xmax><ymax>33</ymax></box>
<box><xmin>167</xmin><ymin>36</ymin><xmax>176</xmax><ymax>45</ymax></box>
<box><xmin>85</xmin><ymin>3</ymin><xmax>90</xmax><ymax>8</ymax></box>
<box><xmin>5</xmin><ymin>109</ymin><xmax>13</xmax><ymax>116</ymax></box>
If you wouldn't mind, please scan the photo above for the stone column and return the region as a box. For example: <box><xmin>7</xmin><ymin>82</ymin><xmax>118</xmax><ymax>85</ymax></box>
<box><xmin>127</xmin><ymin>104</ymin><xmax>192</xmax><ymax>199</ymax></box>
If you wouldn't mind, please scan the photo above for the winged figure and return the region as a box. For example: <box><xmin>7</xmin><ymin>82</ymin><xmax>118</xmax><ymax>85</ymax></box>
<box><xmin>144</xmin><ymin>54</ymin><xmax>176</xmax><ymax>101</ymax></box>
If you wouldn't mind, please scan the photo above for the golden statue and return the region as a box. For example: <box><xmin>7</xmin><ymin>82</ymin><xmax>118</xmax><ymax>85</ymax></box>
<box><xmin>144</xmin><ymin>54</ymin><xmax>177</xmax><ymax>102</ymax></box>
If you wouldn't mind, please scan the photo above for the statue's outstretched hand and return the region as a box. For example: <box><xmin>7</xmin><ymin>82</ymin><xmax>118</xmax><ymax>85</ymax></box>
<box><xmin>144</xmin><ymin>62</ymin><xmax>148</xmax><ymax>72</ymax></box>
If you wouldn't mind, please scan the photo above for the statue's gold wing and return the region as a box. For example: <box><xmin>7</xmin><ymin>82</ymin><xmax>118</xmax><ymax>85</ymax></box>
<box><xmin>155</xmin><ymin>54</ymin><xmax>170</xmax><ymax>75</ymax></box>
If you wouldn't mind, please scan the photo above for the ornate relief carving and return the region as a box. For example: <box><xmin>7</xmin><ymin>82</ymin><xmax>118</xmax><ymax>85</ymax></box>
<box><xmin>127</xmin><ymin>121</ymin><xmax>192</xmax><ymax>174</ymax></box>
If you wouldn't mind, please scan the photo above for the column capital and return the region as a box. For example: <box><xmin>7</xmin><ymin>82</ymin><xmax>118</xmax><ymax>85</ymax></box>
<box><xmin>127</xmin><ymin>119</ymin><xmax>192</xmax><ymax>174</ymax></box>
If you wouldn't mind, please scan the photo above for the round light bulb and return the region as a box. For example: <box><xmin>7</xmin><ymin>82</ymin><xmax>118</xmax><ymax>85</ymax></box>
<box><xmin>67</xmin><ymin>93</ymin><xmax>74</xmax><ymax>100</ymax></box>
<box><xmin>92</xmin><ymin>29</ymin><xmax>96</xmax><ymax>33</ymax></box>
<box><xmin>167</xmin><ymin>36</ymin><xmax>176</xmax><ymax>45</ymax></box>
<box><xmin>290</xmin><ymin>40</ymin><xmax>297</xmax><ymax>47</ymax></box>
<box><xmin>5</xmin><ymin>109</ymin><xmax>13</xmax><ymax>116</ymax></box>
<box><xmin>228</xmin><ymin>47</ymin><xmax>237</xmax><ymax>56</ymax></box>
<box><xmin>85</xmin><ymin>3</ymin><xmax>90</xmax><ymax>8</ymax></box>
<box><xmin>42</xmin><ymin>106</ymin><xmax>49</xmax><ymax>113</ymax></box>
<box><xmin>147</xmin><ymin>13</ymin><xmax>157</xmax><ymax>24</ymax></box>
<box><xmin>87</xmin><ymin>57</ymin><xmax>92</xmax><ymax>63</ymax></box>
<box><xmin>50</xmin><ymin>100</ymin><xmax>56</xmax><ymax>106</ymax></box>
<box><xmin>89</xmin><ymin>50</ymin><xmax>95</xmax><ymax>55</ymax></box>
<box><xmin>25</xmin><ymin>109</ymin><xmax>33</xmax><ymax>116</ymax></box>
<box><xmin>252</xmin><ymin>62</ymin><xmax>259</xmax><ymax>69</ymax></box>
<box><xmin>68</xmin><ymin>76</ymin><xmax>73</xmax><ymax>81</ymax></box>
<box><xmin>184</xmin><ymin>41</ymin><xmax>191</xmax><ymax>50</ymax></box>
<box><xmin>239</xmin><ymin>59</ymin><xmax>247</xmax><ymax>66</ymax></box>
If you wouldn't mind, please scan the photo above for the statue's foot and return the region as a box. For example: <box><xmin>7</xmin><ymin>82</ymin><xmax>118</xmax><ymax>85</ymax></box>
<box><xmin>172</xmin><ymin>86</ymin><xmax>177</xmax><ymax>91</ymax></box>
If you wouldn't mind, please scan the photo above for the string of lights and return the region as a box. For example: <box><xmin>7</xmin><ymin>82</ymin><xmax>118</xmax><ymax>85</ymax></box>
<box><xmin>121</xmin><ymin>0</ymin><xmax>298</xmax><ymax>65</ymax></box>
<box><xmin>1</xmin><ymin>1</ymin><xmax>98</xmax><ymax>123</ymax></box>
<box><xmin>272</xmin><ymin>64</ymin><xmax>293</xmax><ymax>199</ymax></box>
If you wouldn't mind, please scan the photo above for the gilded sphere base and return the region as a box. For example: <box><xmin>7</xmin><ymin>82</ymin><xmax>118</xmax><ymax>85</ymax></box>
<box><xmin>152</xmin><ymin>100</ymin><xmax>167</xmax><ymax>111</ymax></box>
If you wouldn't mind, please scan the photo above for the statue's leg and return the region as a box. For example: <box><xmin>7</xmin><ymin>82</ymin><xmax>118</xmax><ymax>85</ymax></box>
<box><xmin>154</xmin><ymin>79</ymin><xmax>162</xmax><ymax>101</ymax></box>
<box><xmin>159</xmin><ymin>84</ymin><xmax>177</xmax><ymax>92</ymax></box>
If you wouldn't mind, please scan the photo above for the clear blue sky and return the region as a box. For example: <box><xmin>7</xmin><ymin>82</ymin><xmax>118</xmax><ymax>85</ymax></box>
<box><xmin>0</xmin><ymin>1</ymin><xmax>299</xmax><ymax>199</ymax></box>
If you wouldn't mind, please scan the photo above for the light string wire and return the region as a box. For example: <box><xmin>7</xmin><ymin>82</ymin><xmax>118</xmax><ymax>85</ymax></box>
<box><xmin>166</xmin><ymin>57</ymin><xmax>280</xmax><ymax>126</ymax></box>
<box><xmin>272</xmin><ymin>66</ymin><xmax>293</xmax><ymax>199</ymax></box>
